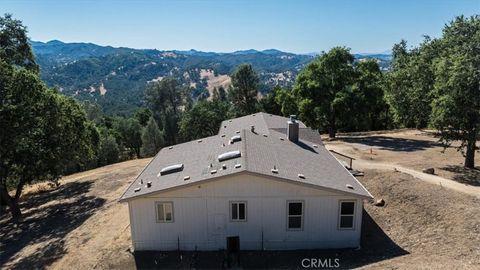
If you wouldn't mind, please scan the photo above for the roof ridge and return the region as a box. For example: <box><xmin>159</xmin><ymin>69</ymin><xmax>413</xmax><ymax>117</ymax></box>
<box><xmin>241</xmin><ymin>129</ymin><xmax>249</xmax><ymax>171</ymax></box>
<box><xmin>259</xmin><ymin>112</ymin><xmax>272</xmax><ymax>135</ymax></box>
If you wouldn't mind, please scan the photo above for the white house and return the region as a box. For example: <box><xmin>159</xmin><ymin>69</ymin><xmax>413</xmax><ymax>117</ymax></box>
<box><xmin>119</xmin><ymin>113</ymin><xmax>373</xmax><ymax>251</ymax></box>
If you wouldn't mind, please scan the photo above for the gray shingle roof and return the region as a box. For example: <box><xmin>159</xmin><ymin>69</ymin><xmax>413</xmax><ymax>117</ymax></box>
<box><xmin>119</xmin><ymin>113</ymin><xmax>372</xmax><ymax>201</ymax></box>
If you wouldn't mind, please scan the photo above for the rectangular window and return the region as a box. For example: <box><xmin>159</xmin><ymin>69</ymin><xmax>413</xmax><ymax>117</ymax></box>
<box><xmin>338</xmin><ymin>201</ymin><xmax>355</xmax><ymax>229</ymax></box>
<box><xmin>287</xmin><ymin>201</ymin><xmax>304</xmax><ymax>230</ymax></box>
<box><xmin>156</xmin><ymin>202</ymin><xmax>174</xmax><ymax>223</ymax></box>
<box><xmin>230</xmin><ymin>201</ymin><xmax>247</xmax><ymax>222</ymax></box>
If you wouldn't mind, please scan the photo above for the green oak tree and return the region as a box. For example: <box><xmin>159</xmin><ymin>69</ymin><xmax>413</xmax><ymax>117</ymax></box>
<box><xmin>385</xmin><ymin>39</ymin><xmax>436</xmax><ymax>128</ymax></box>
<box><xmin>0</xmin><ymin>60</ymin><xmax>98</xmax><ymax>219</ymax></box>
<box><xmin>179</xmin><ymin>99</ymin><xmax>230</xmax><ymax>141</ymax></box>
<box><xmin>115</xmin><ymin>118</ymin><xmax>143</xmax><ymax>158</ymax></box>
<box><xmin>293</xmin><ymin>47</ymin><xmax>356</xmax><ymax>138</ymax></box>
<box><xmin>352</xmin><ymin>59</ymin><xmax>390</xmax><ymax>131</ymax></box>
<box><xmin>430</xmin><ymin>15</ymin><xmax>480</xmax><ymax>168</ymax></box>
<box><xmin>0</xmin><ymin>14</ymin><xmax>38</xmax><ymax>72</ymax></box>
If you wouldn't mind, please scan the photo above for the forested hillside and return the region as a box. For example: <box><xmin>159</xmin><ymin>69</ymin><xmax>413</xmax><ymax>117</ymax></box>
<box><xmin>32</xmin><ymin>40</ymin><xmax>391</xmax><ymax>115</ymax></box>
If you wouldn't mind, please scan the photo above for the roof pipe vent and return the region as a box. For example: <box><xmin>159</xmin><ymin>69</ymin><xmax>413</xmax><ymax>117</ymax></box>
<box><xmin>287</xmin><ymin>115</ymin><xmax>299</xmax><ymax>143</ymax></box>
<box><xmin>147</xmin><ymin>181</ymin><xmax>152</xmax><ymax>188</ymax></box>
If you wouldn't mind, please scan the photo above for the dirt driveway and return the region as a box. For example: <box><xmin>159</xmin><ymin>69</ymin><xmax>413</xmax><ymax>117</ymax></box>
<box><xmin>324</xmin><ymin>130</ymin><xmax>480</xmax><ymax>190</ymax></box>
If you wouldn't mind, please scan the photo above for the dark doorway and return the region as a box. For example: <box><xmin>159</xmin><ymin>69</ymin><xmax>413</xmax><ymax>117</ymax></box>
<box><xmin>227</xmin><ymin>236</ymin><xmax>240</xmax><ymax>252</ymax></box>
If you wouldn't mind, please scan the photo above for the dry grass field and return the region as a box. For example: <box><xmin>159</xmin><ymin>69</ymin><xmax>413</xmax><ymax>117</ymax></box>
<box><xmin>1</xmin><ymin>130</ymin><xmax>479</xmax><ymax>269</ymax></box>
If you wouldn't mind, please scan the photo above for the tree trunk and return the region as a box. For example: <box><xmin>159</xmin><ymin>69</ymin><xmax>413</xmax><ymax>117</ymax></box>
<box><xmin>0</xmin><ymin>183</ymin><xmax>21</xmax><ymax>220</ymax></box>
<box><xmin>328</xmin><ymin>116</ymin><xmax>337</xmax><ymax>139</ymax></box>
<box><xmin>14</xmin><ymin>180</ymin><xmax>25</xmax><ymax>200</ymax></box>
<box><xmin>464</xmin><ymin>133</ymin><xmax>476</xmax><ymax>169</ymax></box>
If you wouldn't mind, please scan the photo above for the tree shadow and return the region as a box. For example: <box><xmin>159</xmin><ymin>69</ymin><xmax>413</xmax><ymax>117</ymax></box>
<box><xmin>338</xmin><ymin>136</ymin><xmax>440</xmax><ymax>152</ymax></box>
<box><xmin>0</xmin><ymin>180</ymin><xmax>105</xmax><ymax>269</ymax></box>
<box><xmin>439</xmin><ymin>165</ymin><xmax>480</xmax><ymax>186</ymax></box>
<box><xmin>130</xmin><ymin>210</ymin><xmax>407</xmax><ymax>269</ymax></box>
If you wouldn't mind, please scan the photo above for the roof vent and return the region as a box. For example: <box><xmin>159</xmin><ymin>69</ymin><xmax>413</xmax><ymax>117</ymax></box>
<box><xmin>234</xmin><ymin>164</ymin><xmax>241</xmax><ymax>168</ymax></box>
<box><xmin>279</xmin><ymin>137</ymin><xmax>284</xmax><ymax>141</ymax></box>
<box><xmin>147</xmin><ymin>181</ymin><xmax>152</xmax><ymax>188</ymax></box>
<box><xmin>184</xmin><ymin>176</ymin><xmax>190</xmax><ymax>181</ymax></box>
<box><xmin>263</xmin><ymin>134</ymin><xmax>268</xmax><ymax>137</ymax></box>
<box><xmin>235</xmin><ymin>130</ymin><xmax>240</xmax><ymax>134</ymax></box>
<box><xmin>298</xmin><ymin>174</ymin><xmax>305</xmax><ymax>179</ymax></box>
<box><xmin>221</xmin><ymin>134</ymin><xmax>226</xmax><ymax>137</ymax></box>
<box><xmin>313</xmin><ymin>144</ymin><xmax>318</xmax><ymax>148</ymax></box>
<box><xmin>229</xmin><ymin>120</ymin><xmax>232</xmax><ymax>122</ymax></box>
<box><xmin>222</xmin><ymin>164</ymin><xmax>227</xmax><ymax>170</ymax></box>
<box><xmin>271</xmin><ymin>166</ymin><xmax>278</xmax><ymax>174</ymax></box>
<box><xmin>160</xmin><ymin>164</ymin><xmax>184</xmax><ymax>176</ymax></box>
<box><xmin>218</xmin><ymin>150</ymin><xmax>241</xmax><ymax>162</ymax></box>
<box><xmin>134</xmin><ymin>187</ymin><xmax>141</xmax><ymax>192</ymax></box>
<box><xmin>197</xmin><ymin>139</ymin><xmax>202</xmax><ymax>143</ymax></box>
<box><xmin>210</xmin><ymin>169</ymin><xmax>217</xmax><ymax>174</ymax></box>
<box><xmin>230</xmin><ymin>135</ymin><xmax>241</xmax><ymax>143</ymax></box>
<box><xmin>169</xmin><ymin>146</ymin><xmax>173</xmax><ymax>149</ymax></box>
<box><xmin>346</xmin><ymin>184</ymin><xmax>354</xmax><ymax>189</ymax></box>
<box><xmin>251</xmin><ymin>125</ymin><xmax>255</xmax><ymax>133</ymax></box>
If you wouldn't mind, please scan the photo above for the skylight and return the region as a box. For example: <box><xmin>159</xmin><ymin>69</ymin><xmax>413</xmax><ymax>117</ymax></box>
<box><xmin>230</xmin><ymin>135</ymin><xmax>241</xmax><ymax>143</ymax></box>
<box><xmin>160</xmin><ymin>163</ymin><xmax>184</xmax><ymax>176</ymax></box>
<box><xmin>218</xmin><ymin>150</ymin><xmax>241</xmax><ymax>162</ymax></box>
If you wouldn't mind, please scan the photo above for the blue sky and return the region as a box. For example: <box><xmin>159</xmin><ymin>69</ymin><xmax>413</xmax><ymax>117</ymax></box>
<box><xmin>1</xmin><ymin>0</ymin><xmax>478</xmax><ymax>53</ymax></box>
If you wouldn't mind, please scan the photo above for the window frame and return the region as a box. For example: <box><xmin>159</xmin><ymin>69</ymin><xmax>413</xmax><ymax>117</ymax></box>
<box><xmin>338</xmin><ymin>200</ymin><xmax>356</xmax><ymax>230</ymax></box>
<box><xmin>229</xmin><ymin>201</ymin><xmax>247</xmax><ymax>222</ymax></box>
<box><xmin>286</xmin><ymin>200</ymin><xmax>304</xmax><ymax>231</ymax></box>
<box><xmin>155</xmin><ymin>201</ymin><xmax>174</xmax><ymax>223</ymax></box>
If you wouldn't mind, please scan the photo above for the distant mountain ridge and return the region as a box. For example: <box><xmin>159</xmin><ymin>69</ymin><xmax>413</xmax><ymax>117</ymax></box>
<box><xmin>31</xmin><ymin>40</ymin><xmax>391</xmax><ymax>115</ymax></box>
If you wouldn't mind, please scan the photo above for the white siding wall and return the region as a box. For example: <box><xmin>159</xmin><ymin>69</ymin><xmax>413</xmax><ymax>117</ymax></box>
<box><xmin>127</xmin><ymin>173</ymin><xmax>364</xmax><ymax>251</ymax></box>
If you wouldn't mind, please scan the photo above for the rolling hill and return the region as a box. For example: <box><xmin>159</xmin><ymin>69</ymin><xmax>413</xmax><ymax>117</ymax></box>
<box><xmin>32</xmin><ymin>40</ymin><xmax>391</xmax><ymax>115</ymax></box>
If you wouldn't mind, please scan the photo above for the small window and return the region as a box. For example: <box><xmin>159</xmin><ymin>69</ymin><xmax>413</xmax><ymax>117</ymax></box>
<box><xmin>156</xmin><ymin>202</ymin><xmax>174</xmax><ymax>223</ymax></box>
<box><xmin>230</xmin><ymin>201</ymin><xmax>247</xmax><ymax>222</ymax></box>
<box><xmin>287</xmin><ymin>201</ymin><xmax>304</xmax><ymax>230</ymax></box>
<box><xmin>338</xmin><ymin>201</ymin><xmax>355</xmax><ymax>229</ymax></box>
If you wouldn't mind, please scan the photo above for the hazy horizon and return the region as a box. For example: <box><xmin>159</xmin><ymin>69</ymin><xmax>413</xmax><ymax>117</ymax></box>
<box><xmin>32</xmin><ymin>38</ymin><xmax>395</xmax><ymax>55</ymax></box>
<box><xmin>4</xmin><ymin>0</ymin><xmax>479</xmax><ymax>54</ymax></box>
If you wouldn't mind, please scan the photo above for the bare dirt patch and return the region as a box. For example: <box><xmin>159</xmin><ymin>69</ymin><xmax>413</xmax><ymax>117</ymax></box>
<box><xmin>325</xmin><ymin>129</ymin><xmax>480</xmax><ymax>187</ymax></box>
<box><xmin>199</xmin><ymin>69</ymin><xmax>231</xmax><ymax>98</ymax></box>
<box><xmin>0</xmin><ymin>158</ymin><xmax>150</xmax><ymax>270</ymax></box>
<box><xmin>358</xmin><ymin>170</ymin><xmax>480</xmax><ymax>269</ymax></box>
